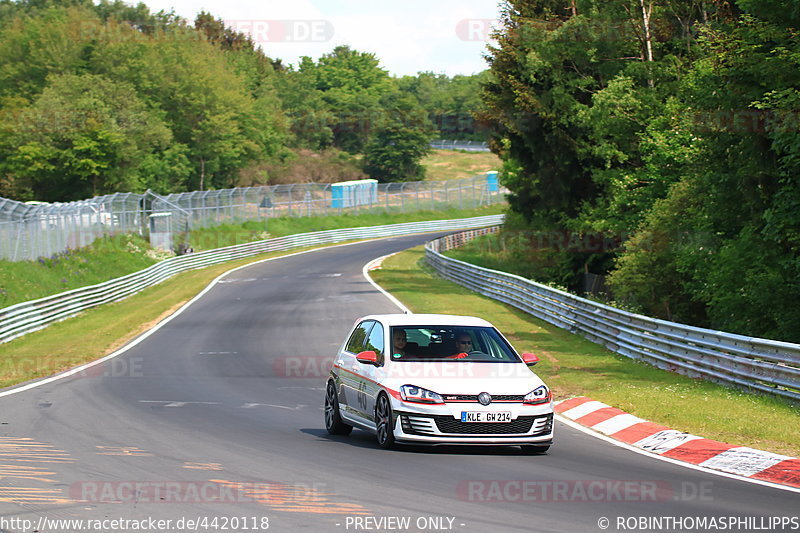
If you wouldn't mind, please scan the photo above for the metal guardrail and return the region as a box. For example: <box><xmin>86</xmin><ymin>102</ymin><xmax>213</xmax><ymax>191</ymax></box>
<box><xmin>426</xmin><ymin>227</ymin><xmax>800</xmax><ymax>402</ymax></box>
<box><xmin>0</xmin><ymin>215</ymin><xmax>504</xmax><ymax>345</ymax></box>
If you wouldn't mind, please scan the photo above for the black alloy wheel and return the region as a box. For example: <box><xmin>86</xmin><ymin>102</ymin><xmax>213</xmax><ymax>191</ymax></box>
<box><xmin>325</xmin><ymin>380</ymin><xmax>353</xmax><ymax>436</ymax></box>
<box><xmin>375</xmin><ymin>393</ymin><xmax>396</xmax><ymax>449</ymax></box>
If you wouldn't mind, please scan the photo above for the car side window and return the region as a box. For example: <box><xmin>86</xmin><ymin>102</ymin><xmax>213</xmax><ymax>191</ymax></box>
<box><xmin>346</xmin><ymin>321</ymin><xmax>375</xmax><ymax>354</ymax></box>
<box><xmin>364</xmin><ymin>321</ymin><xmax>385</xmax><ymax>364</ymax></box>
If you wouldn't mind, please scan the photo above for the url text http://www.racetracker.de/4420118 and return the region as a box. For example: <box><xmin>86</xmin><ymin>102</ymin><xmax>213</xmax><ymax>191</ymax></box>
<box><xmin>0</xmin><ymin>515</ymin><xmax>271</xmax><ymax>532</ymax></box>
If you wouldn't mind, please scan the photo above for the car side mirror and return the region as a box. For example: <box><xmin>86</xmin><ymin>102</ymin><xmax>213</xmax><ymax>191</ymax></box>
<box><xmin>356</xmin><ymin>350</ymin><xmax>379</xmax><ymax>366</ymax></box>
<box><xmin>522</xmin><ymin>353</ymin><xmax>539</xmax><ymax>365</ymax></box>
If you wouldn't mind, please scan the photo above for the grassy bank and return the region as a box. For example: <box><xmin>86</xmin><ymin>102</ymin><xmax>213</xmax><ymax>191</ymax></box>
<box><xmin>0</xmin><ymin>142</ymin><xmax>504</xmax><ymax>309</ymax></box>
<box><xmin>369</xmin><ymin>246</ymin><xmax>800</xmax><ymax>457</ymax></box>
<box><xmin>0</xmin><ymin>234</ymin><xmax>165</xmax><ymax>308</ymax></box>
<box><xmin>421</xmin><ymin>149</ymin><xmax>501</xmax><ymax>181</ymax></box>
<box><xmin>189</xmin><ymin>205</ymin><xmax>504</xmax><ymax>251</ymax></box>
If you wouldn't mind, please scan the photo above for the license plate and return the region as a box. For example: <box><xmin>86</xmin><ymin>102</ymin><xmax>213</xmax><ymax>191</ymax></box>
<box><xmin>460</xmin><ymin>411</ymin><xmax>512</xmax><ymax>423</ymax></box>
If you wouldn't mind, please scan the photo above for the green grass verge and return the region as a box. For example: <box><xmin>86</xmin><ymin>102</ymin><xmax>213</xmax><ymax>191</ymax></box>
<box><xmin>189</xmin><ymin>205</ymin><xmax>504</xmax><ymax>251</ymax></box>
<box><xmin>0</xmin><ymin>234</ymin><xmax>165</xmax><ymax>308</ymax></box>
<box><xmin>369</xmin><ymin>246</ymin><xmax>800</xmax><ymax>457</ymax></box>
<box><xmin>421</xmin><ymin>149</ymin><xmax>501</xmax><ymax>181</ymax></box>
<box><xmin>441</xmin><ymin>231</ymin><xmax>545</xmax><ymax>281</ymax></box>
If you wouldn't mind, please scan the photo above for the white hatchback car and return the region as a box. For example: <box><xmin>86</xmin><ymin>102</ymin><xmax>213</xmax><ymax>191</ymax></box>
<box><xmin>324</xmin><ymin>314</ymin><xmax>554</xmax><ymax>452</ymax></box>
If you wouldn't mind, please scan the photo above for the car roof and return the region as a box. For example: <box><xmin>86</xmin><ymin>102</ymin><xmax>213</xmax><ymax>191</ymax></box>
<box><xmin>357</xmin><ymin>314</ymin><xmax>495</xmax><ymax>328</ymax></box>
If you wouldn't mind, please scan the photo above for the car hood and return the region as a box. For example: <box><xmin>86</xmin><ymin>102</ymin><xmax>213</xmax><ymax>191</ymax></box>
<box><xmin>377</xmin><ymin>362</ymin><xmax>546</xmax><ymax>395</ymax></box>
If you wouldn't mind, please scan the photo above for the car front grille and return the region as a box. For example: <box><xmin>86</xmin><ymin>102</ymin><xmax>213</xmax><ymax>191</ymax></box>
<box><xmin>398</xmin><ymin>413</ymin><xmax>553</xmax><ymax>437</ymax></box>
<box><xmin>442</xmin><ymin>394</ymin><xmax>525</xmax><ymax>402</ymax></box>
<box><xmin>400</xmin><ymin>415</ymin><xmax>437</xmax><ymax>435</ymax></box>
<box><xmin>533</xmin><ymin>413</ymin><xmax>553</xmax><ymax>435</ymax></box>
<box><xmin>434</xmin><ymin>415</ymin><xmax>534</xmax><ymax>434</ymax></box>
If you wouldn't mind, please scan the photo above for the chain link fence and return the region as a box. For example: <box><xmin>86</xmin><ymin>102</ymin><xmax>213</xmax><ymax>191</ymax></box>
<box><xmin>0</xmin><ymin>193</ymin><xmax>142</xmax><ymax>262</ymax></box>
<box><xmin>0</xmin><ymin>175</ymin><xmax>505</xmax><ymax>262</ymax></box>
<box><xmin>430</xmin><ymin>139</ymin><xmax>490</xmax><ymax>152</ymax></box>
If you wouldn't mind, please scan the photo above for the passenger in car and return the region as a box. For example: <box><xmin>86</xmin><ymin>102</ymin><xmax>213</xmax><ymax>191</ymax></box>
<box><xmin>392</xmin><ymin>328</ymin><xmax>424</xmax><ymax>359</ymax></box>
<box><xmin>392</xmin><ymin>329</ymin><xmax>408</xmax><ymax>357</ymax></box>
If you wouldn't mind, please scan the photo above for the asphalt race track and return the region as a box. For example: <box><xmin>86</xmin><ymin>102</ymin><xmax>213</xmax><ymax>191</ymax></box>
<box><xmin>0</xmin><ymin>233</ymin><xmax>797</xmax><ymax>533</ymax></box>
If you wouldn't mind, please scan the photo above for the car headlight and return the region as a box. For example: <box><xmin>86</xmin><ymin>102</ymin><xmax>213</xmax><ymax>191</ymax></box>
<box><xmin>523</xmin><ymin>385</ymin><xmax>551</xmax><ymax>405</ymax></box>
<box><xmin>399</xmin><ymin>385</ymin><xmax>444</xmax><ymax>404</ymax></box>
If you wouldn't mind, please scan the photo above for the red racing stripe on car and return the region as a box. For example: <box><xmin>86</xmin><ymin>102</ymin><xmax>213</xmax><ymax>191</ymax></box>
<box><xmin>750</xmin><ymin>459</ymin><xmax>800</xmax><ymax>488</ymax></box>
<box><xmin>332</xmin><ymin>364</ymin><xmax>382</xmax><ymax>387</ymax></box>
<box><xmin>661</xmin><ymin>439</ymin><xmax>736</xmax><ymax>464</ymax></box>
<box><xmin>554</xmin><ymin>396</ymin><xmax>592</xmax><ymax>413</ymax></box>
<box><xmin>331</xmin><ymin>366</ymin><xmax>403</xmax><ymax>402</ymax></box>
<box><xmin>384</xmin><ymin>387</ymin><xmax>402</xmax><ymax>400</ymax></box>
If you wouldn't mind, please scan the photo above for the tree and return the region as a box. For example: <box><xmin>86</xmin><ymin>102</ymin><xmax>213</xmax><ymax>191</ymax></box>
<box><xmin>361</xmin><ymin>89</ymin><xmax>433</xmax><ymax>182</ymax></box>
<box><xmin>299</xmin><ymin>46</ymin><xmax>393</xmax><ymax>153</ymax></box>
<box><xmin>274</xmin><ymin>56</ymin><xmax>336</xmax><ymax>150</ymax></box>
<box><xmin>362</xmin><ymin>121</ymin><xmax>432</xmax><ymax>182</ymax></box>
<box><xmin>87</xmin><ymin>15</ymin><xmax>286</xmax><ymax>191</ymax></box>
<box><xmin>608</xmin><ymin>11</ymin><xmax>800</xmax><ymax>341</ymax></box>
<box><xmin>3</xmin><ymin>73</ymin><xmax>173</xmax><ymax>200</ymax></box>
<box><xmin>397</xmin><ymin>71</ymin><xmax>489</xmax><ymax>141</ymax></box>
<box><xmin>0</xmin><ymin>6</ymin><xmax>97</xmax><ymax>100</ymax></box>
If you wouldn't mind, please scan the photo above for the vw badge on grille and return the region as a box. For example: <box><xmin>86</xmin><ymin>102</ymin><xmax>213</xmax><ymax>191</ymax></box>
<box><xmin>478</xmin><ymin>392</ymin><xmax>492</xmax><ymax>406</ymax></box>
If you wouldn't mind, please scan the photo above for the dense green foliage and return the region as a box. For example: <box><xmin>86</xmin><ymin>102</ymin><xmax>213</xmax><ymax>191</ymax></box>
<box><xmin>0</xmin><ymin>0</ymin><xmax>488</xmax><ymax>198</ymax></box>
<box><xmin>481</xmin><ymin>0</ymin><xmax>800</xmax><ymax>342</ymax></box>
<box><xmin>0</xmin><ymin>1</ymin><xmax>285</xmax><ymax>197</ymax></box>
<box><xmin>397</xmin><ymin>72</ymin><xmax>490</xmax><ymax>141</ymax></box>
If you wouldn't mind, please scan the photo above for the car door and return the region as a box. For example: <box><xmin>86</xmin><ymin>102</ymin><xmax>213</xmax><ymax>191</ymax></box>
<box><xmin>336</xmin><ymin>320</ymin><xmax>376</xmax><ymax>422</ymax></box>
<box><xmin>358</xmin><ymin>320</ymin><xmax>386</xmax><ymax>423</ymax></box>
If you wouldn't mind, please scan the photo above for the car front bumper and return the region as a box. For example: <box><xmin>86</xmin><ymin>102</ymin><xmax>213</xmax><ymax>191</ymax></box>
<box><xmin>392</xmin><ymin>403</ymin><xmax>554</xmax><ymax>445</ymax></box>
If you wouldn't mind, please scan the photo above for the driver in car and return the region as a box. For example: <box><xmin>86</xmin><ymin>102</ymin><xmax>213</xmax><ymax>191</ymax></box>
<box><xmin>447</xmin><ymin>333</ymin><xmax>473</xmax><ymax>359</ymax></box>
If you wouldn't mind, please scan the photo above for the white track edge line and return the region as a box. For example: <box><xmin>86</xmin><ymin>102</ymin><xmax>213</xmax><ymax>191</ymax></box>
<box><xmin>362</xmin><ymin>252</ymin><xmax>412</xmax><ymax>314</ymax></box>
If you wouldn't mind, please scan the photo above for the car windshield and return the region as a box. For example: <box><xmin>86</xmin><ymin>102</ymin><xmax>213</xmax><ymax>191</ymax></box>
<box><xmin>389</xmin><ymin>326</ymin><xmax>519</xmax><ymax>363</ymax></box>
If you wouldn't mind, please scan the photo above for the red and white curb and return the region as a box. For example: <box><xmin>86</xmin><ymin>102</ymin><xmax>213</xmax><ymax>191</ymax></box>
<box><xmin>555</xmin><ymin>396</ymin><xmax>800</xmax><ymax>489</ymax></box>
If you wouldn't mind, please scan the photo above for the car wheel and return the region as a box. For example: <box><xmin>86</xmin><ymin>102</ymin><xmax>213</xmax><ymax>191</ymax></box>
<box><xmin>520</xmin><ymin>444</ymin><xmax>550</xmax><ymax>454</ymax></box>
<box><xmin>374</xmin><ymin>393</ymin><xmax>396</xmax><ymax>449</ymax></box>
<box><xmin>325</xmin><ymin>380</ymin><xmax>353</xmax><ymax>436</ymax></box>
